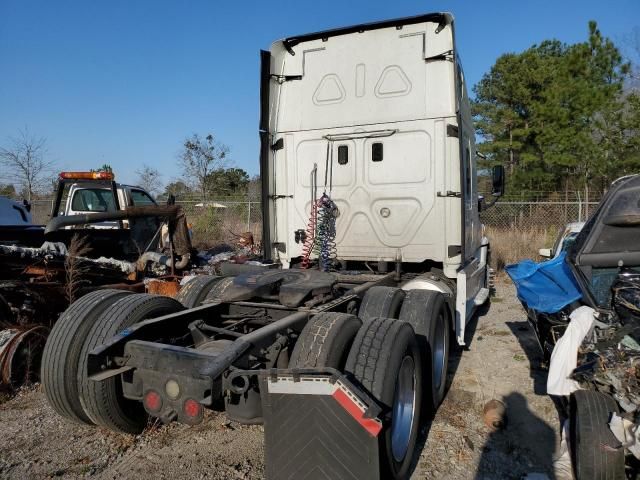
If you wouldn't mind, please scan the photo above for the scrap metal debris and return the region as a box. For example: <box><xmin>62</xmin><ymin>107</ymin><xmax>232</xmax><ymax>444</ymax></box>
<box><xmin>570</xmin><ymin>271</ymin><xmax>640</xmax><ymax>415</ymax></box>
<box><xmin>0</xmin><ymin>326</ymin><xmax>48</xmax><ymax>388</ymax></box>
<box><xmin>0</xmin><ymin>204</ymin><xmax>198</xmax><ymax>391</ymax></box>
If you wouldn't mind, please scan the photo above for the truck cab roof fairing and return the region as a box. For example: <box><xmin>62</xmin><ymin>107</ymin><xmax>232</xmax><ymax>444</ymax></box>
<box><xmin>281</xmin><ymin>12</ymin><xmax>453</xmax><ymax>53</ymax></box>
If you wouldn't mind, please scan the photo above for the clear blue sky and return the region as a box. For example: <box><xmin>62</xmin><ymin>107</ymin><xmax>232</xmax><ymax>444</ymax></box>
<box><xmin>1</xmin><ymin>0</ymin><xmax>638</xmax><ymax>186</ymax></box>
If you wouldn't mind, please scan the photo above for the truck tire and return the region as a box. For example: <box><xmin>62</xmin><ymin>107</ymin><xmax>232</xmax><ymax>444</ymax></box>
<box><xmin>358</xmin><ymin>286</ymin><xmax>405</xmax><ymax>322</ymax></box>
<box><xmin>570</xmin><ymin>390</ymin><xmax>625</xmax><ymax>480</ymax></box>
<box><xmin>203</xmin><ymin>276</ymin><xmax>235</xmax><ymax>303</ymax></box>
<box><xmin>175</xmin><ymin>275</ymin><xmax>222</xmax><ymax>308</ymax></box>
<box><xmin>78</xmin><ymin>294</ymin><xmax>184</xmax><ymax>434</ymax></box>
<box><xmin>289</xmin><ymin>312</ymin><xmax>362</xmax><ymax>369</ymax></box>
<box><xmin>41</xmin><ymin>289</ymin><xmax>132</xmax><ymax>425</ymax></box>
<box><xmin>345</xmin><ymin>317</ymin><xmax>422</xmax><ymax>479</ymax></box>
<box><xmin>399</xmin><ymin>290</ymin><xmax>449</xmax><ymax>409</ymax></box>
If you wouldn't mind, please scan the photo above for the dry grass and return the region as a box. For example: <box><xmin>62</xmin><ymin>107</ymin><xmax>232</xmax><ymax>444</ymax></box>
<box><xmin>65</xmin><ymin>234</ymin><xmax>92</xmax><ymax>303</ymax></box>
<box><xmin>486</xmin><ymin>226</ymin><xmax>555</xmax><ymax>272</ymax></box>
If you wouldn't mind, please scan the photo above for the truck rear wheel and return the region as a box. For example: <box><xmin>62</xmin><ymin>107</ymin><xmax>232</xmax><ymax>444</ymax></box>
<box><xmin>78</xmin><ymin>294</ymin><xmax>184</xmax><ymax>434</ymax></box>
<box><xmin>203</xmin><ymin>276</ymin><xmax>235</xmax><ymax>303</ymax></box>
<box><xmin>175</xmin><ymin>275</ymin><xmax>222</xmax><ymax>308</ymax></box>
<box><xmin>358</xmin><ymin>286</ymin><xmax>405</xmax><ymax>322</ymax></box>
<box><xmin>345</xmin><ymin>317</ymin><xmax>422</xmax><ymax>479</ymax></box>
<box><xmin>570</xmin><ymin>390</ymin><xmax>625</xmax><ymax>480</ymax></box>
<box><xmin>41</xmin><ymin>289</ymin><xmax>132</xmax><ymax>425</ymax></box>
<box><xmin>289</xmin><ymin>312</ymin><xmax>361</xmax><ymax>369</ymax></box>
<box><xmin>399</xmin><ymin>290</ymin><xmax>450</xmax><ymax>409</ymax></box>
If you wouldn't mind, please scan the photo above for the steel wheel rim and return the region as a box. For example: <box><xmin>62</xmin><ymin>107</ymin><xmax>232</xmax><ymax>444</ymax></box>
<box><xmin>433</xmin><ymin>313</ymin><xmax>446</xmax><ymax>389</ymax></box>
<box><xmin>391</xmin><ymin>355</ymin><xmax>416</xmax><ymax>462</ymax></box>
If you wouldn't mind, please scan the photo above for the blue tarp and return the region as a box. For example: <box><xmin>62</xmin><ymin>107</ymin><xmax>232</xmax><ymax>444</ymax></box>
<box><xmin>505</xmin><ymin>252</ymin><xmax>583</xmax><ymax>313</ymax></box>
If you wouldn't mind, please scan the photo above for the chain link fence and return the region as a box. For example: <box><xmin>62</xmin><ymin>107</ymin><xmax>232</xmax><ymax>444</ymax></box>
<box><xmin>27</xmin><ymin>194</ymin><xmax>601</xmax><ymax>250</ymax></box>
<box><xmin>480</xmin><ymin>200</ymin><xmax>600</xmax><ymax>229</ymax></box>
<box><xmin>177</xmin><ymin>200</ymin><xmax>262</xmax><ymax>248</ymax></box>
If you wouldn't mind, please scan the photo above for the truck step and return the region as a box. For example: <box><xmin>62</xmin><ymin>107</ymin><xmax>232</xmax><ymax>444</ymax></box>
<box><xmin>488</xmin><ymin>267</ymin><xmax>496</xmax><ymax>289</ymax></box>
<box><xmin>474</xmin><ymin>287</ymin><xmax>490</xmax><ymax>306</ymax></box>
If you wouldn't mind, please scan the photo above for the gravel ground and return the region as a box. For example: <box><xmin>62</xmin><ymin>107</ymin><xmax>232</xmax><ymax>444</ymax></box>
<box><xmin>0</xmin><ymin>280</ymin><xmax>561</xmax><ymax>479</ymax></box>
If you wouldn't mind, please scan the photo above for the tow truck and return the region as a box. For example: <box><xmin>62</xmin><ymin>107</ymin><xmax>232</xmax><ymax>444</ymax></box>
<box><xmin>1</xmin><ymin>171</ymin><xmax>191</xmax><ymax>388</ymax></box>
<box><xmin>42</xmin><ymin>13</ymin><xmax>502</xmax><ymax>479</ymax></box>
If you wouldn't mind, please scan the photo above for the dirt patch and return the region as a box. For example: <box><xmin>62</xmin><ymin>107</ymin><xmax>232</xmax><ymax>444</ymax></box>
<box><xmin>0</xmin><ymin>281</ymin><xmax>559</xmax><ymax>479</ymax></box>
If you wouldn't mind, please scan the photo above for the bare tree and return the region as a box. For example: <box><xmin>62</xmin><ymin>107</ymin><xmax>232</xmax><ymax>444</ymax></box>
<box><xmin>0</xmin><ymin>128</ymin><xmax>56</xmax><ymax>202</ymax></box>
<box><xmin>135</xmin><ymin>164</ymin><xmax>163</xmax><ymax>197</ymax></box>
<box><xmin>179</xmin><ymin>133</ymin><xmax>229</xmax><ymax>201</ymax></box>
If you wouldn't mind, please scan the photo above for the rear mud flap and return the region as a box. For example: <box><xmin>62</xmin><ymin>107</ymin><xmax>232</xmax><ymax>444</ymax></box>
<box><xmin>258</xmin><ymin>369</ymin><xmax>382</xmax><ymax>480</ymax></box>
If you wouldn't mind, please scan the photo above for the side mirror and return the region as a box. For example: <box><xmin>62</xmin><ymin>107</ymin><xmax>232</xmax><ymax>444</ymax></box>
<box><xmin>491</xmin><ymin>165</ymin><xmax>505</xmax><ymax>197</ymax></box>
<box><xmin>538</xmin><ymin>248</ymin><xmax>552</xmax><ymax>258</ymax></box>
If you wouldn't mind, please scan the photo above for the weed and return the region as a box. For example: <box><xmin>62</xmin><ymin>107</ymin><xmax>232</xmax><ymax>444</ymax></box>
<box><xmin>486</xmin><ymin>226</ymin><xmax>553</xmax><ymax>272</ymax></box>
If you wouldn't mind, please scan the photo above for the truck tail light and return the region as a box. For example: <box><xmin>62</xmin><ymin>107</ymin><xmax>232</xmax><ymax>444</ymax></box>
<box><xmin>183</xmin><ymin>398</ymin><xmax>203</xmax><ymax>420</ymax></box>
<box><xmin>143</xmin><ymin>390</ymin><xmax>162</xmax><ymax>413</ymax></box>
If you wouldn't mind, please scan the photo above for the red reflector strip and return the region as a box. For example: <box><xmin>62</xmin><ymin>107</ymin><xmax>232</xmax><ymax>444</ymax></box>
<box><xmin>332</xmin><ymin>388</ymin><xmax>382</xmax><ymax>437</ymax></box>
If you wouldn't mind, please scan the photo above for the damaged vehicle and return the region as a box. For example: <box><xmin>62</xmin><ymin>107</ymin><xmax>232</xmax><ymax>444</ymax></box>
<box><xmin>508</xmin><ymin>174</ymin><xmax>640</xmax><ymax>480</ymax></box>
<box><xmin>0</xmin><ymin>171</ymin><xmax>194</xmax><ymax>389</ymax></box>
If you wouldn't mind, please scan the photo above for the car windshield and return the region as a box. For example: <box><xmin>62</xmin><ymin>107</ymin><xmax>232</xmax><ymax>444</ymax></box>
<box><xmin>560</xmin><ymin>233</ymin><xmax>579</xmax><ymax>253</ymax></box>
<box><xmin>70</xmin><ymin>188</ymin><xmax>116</xmax><ymax>212</ymax></box>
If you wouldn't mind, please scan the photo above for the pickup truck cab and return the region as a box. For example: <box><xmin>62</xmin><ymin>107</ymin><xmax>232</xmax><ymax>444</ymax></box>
<box><xmin>58</xmin><ymin>172</ymin><xmax>156</xmax><ymax>229</ymax></box>
<box><xmin>43</xmin><ymin>171</ymin><xmax>161</xmax><ymax>259</ymax></box>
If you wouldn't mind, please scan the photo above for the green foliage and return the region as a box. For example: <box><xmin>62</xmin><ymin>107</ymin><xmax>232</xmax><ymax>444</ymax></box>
<box><xmin>180</xmin><ymin>133</ymin><xmax>230</xmax><ymax>201</ymax></box>
<box><xmin>0</xmin><ymin>183</ymin><xmax>17</xmax><ymax>198</ymax></box>
<box><xmin>204</xmin><ymin>168</ymin><xmax>249</xmax><ymax>197</ymax></box>
<box><xmin>163</xmin><ymin>180</ymin><xmax>192</xmax><ymax>199</ymax></box>
<box><xmin>190</xmin><ymin>206</ymin><xmax>223</xmax><ymax>245</ymax></box>
<box><xmin>93</xmin><ymin>164</ymin><xmax>113</xmax><ymax>173</ymax></box>
<box><xmin>473</xmin><ymin>21</ymin><xmax>639</xmax><ymax>197</ymax></box>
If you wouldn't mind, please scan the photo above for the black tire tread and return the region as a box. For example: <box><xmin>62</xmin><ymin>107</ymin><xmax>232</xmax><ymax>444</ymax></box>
<box><xmin>203</xmin><ymin>276</ymin><xmax>235</xmax><ymax>303</ymax></box>
<box><xmin>78</xmin><ymin>294</ymin><xmax>184</xmax><ymax>433</ymax></box>
<box><xmin>358</xmin><ymin>286</ymin><xmax>405</xmax><ymax>322</ymax></box>
<box><xmin>175</xmin><ymin>275</ymin><xmax>221</xmax><ymax>308</ymax></box>
<box><xmin>290</xmin><ymin>312</ymin><xmax>361</xmax><ymax>368</ymax></box>
<box><xmin>398</xmin><ymin>290</ymin><xmax>442</xmax><ymax>338</ymax></box>
<box><xmin>41</xmin><ymin>289</ymin><xmax>131</xmax><ymax>424</ymax></box>
<box><xmin>571</xmin><ymin>389</ymin><xmax>624</xmax><ymax>480</ymax></box>
<box><xmin>345</xmin><ymin>317</ymin><xmax>406</xmax><ymax>398</ymax></box>
<box><xmin>345</xmin><ymin>316</ymin><xmax>422</xmax><ymax>479</ymax></box>
<box><xmin>399</xmin><ymin>289</ymin><xmax>449</xmax><ymax>409</ymax></box>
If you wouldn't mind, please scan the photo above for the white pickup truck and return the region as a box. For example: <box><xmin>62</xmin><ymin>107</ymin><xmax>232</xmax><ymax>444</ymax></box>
<box><xmin>56</xmin><ymin>171</ymin><xmax>156</xmax><ymax>229</ymax></box>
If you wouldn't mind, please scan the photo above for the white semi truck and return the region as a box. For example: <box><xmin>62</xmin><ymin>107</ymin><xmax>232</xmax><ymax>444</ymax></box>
<box><xmin>42</xmin><ymin>12</ymin><xmax>503</xmax><ymax>480</ymax></box>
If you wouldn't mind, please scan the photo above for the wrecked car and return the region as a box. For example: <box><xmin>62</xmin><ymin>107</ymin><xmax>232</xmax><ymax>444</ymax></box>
<box><xmin>508</xmin><ymin>174</ymin><xmax>640</xmax><ymax>480</ymax></box>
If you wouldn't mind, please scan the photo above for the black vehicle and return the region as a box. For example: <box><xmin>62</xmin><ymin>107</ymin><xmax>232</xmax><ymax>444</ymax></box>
<box><xmin>516</xmin><ymin>174</ymin><xmax>640</xmax><ymax>480</ymax></box>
